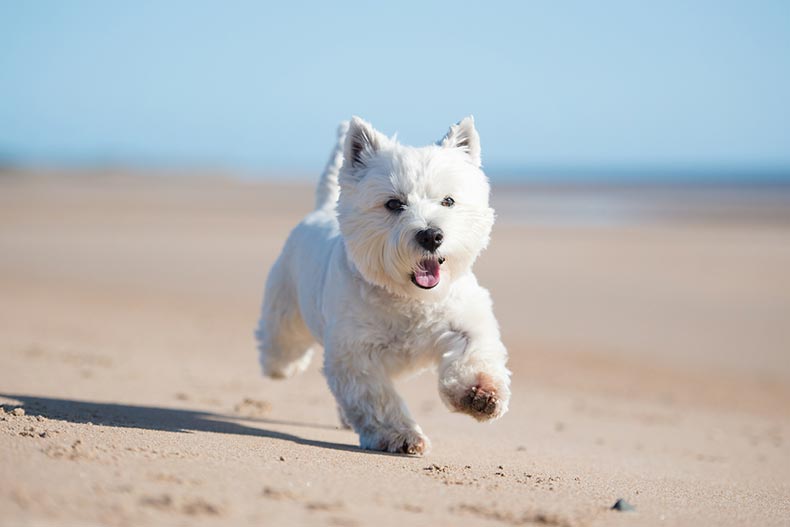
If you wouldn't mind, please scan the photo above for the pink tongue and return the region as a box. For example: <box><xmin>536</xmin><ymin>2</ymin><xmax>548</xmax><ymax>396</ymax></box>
<box><xmin>414</xmin><ymin>258</ymin><xmax>441</xmax><ymax>288</ymax></box>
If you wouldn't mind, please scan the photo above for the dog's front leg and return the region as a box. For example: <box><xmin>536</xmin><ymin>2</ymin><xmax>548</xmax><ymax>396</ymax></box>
<box><xmin>324</xmin><ymin>350</ymin><xmax>430</xmax><ymax>455</ymax></box>
<box><xmin>437</xmin><ymin>328</ymin><xmax>511</xmax><ymax>422</ymax></box>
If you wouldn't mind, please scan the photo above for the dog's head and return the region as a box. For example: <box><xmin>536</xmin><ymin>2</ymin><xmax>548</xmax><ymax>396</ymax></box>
<box><xmin>337</xmin><ymin>116</ymin><xmax>494</xmax><ymax>301</ymax></box>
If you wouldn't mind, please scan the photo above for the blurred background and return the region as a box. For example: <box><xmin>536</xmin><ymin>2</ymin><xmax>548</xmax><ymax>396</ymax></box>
<box><xmin>1</xmin><ymin>3</ymin><xmax>790</xmax><ymax>525</ymax></box>
<box><xmin>2</xmin><ymin>0</ymin><xmax>789</xmax><ymax>179</ymax></box>
<box><xmin>2</xmin><ymin>0</ymin><xmax>789</xmax><ymax>378</ymax></box>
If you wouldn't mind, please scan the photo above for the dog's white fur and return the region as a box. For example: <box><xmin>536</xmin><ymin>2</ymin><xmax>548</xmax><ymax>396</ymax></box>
<box><xmin>256</xmin><ymin>117</ymin><xmax>510</xmax><ymax>454</ymax></box>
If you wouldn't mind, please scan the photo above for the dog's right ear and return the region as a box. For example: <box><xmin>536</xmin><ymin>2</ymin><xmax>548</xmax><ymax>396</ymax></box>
<box><xmin>344</xmin><ymin>116</ymin><xmax>384</xmax><ymax>172</ymax></box>
<box><xmin>440</xmin><ymin>116</ymin><xmax>481</xmax><ymax>168</ymax></box>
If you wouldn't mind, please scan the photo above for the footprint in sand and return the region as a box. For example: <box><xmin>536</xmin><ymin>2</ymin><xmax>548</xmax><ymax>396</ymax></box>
<box><xmin>233</xmin><ymin>398</ymin><xmax>272</xmax><ymax>417</ymax></box>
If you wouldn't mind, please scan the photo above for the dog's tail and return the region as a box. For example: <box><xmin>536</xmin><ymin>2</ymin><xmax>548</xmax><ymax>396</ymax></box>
<box><xmin>314</xmin><ymin>120</ymin><xmax>350</xmax><ymax>210</ymax></box>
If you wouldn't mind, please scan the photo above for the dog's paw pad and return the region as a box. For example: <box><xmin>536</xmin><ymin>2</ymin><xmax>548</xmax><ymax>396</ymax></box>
<box><xmin>457</xmin><ymin>373</ymin><xmax>504</xmax><ymax>421</ymax></box>
<box><xmin>461</xmin><ymin>385</ymin><xmax>499</xmax><ymax>415</ymax></box>
<box><xmin>395</xmin><ymin>436</ymin><xmax>428</xmax><ymax>456</ymax></box>
<box><xmin>384</xmin><ymin>431</ymin><xmax>429</xmax><ymax>456</ymax></box>
<box><xmin>364</xmin><ymin>429</ymin><xmax>430</xmax><ymax>456</ymax></box>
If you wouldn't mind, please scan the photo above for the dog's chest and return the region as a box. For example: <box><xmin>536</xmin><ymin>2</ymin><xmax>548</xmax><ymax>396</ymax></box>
<box><xmin>358</xmin><ymin>296</ymin><xmax>451</xmax><ymax>362</ymax></box>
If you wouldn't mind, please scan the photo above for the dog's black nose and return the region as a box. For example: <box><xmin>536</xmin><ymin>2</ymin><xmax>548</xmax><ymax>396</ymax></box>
<box><xmin>416</xmin><ymin>227</ymin><xmax>444</xmax><ymax>252</ymax></box>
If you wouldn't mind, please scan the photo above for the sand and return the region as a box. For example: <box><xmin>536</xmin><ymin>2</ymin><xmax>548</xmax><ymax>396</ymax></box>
<box><xmin>1</xmin><ymin>171</ymin><xmax>788</xmax><ymax>527</ymax></box>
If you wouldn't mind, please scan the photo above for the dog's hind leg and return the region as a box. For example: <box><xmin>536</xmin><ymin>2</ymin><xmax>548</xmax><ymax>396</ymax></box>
<box><xmin>336</xmin><ymin>404</ymin><xmax>352</xmax><ymax>429</ymax></box>
<box><xmin>255</xmin><ymin>259</ymin><xmax>317</xmax><ymax>379</ymax></box>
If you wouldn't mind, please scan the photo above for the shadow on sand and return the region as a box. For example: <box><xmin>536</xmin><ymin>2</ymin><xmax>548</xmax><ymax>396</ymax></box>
<box><xmin>0</xmin><ymin>393</ymin><xmax>376</xmax><ymax>455</ymax></box>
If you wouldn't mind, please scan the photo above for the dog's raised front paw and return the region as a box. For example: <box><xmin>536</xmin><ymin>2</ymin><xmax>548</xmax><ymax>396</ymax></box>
<box><xmin>449</xmin><ymin>372</ymin><xmax>509</xmax><ymax>422</ymax></box>
<box><xmin>360</xmin><ymin>427</ymin><xmax>431</xmax><ymax>456</ymax></box>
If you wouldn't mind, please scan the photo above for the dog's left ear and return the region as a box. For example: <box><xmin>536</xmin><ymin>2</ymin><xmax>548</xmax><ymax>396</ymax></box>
<box><xmin>440</xmin><ymin>116</ymin><xmax>481</xmax><ymax>167</ymax></box>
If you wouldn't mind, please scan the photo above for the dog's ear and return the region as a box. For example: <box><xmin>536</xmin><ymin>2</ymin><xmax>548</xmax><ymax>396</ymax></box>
<box><xmin>344</xmin><ymin>116</ymin><xmax>385</xmax><ymax>172</ymax></box>
<box><xmin>439</xmin><ymin>116</ymin><xmax>481</xmax><ymax>167</ymax></box>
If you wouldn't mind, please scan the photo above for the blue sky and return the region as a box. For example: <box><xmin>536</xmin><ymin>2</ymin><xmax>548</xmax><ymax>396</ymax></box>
<box><xmin>1</xmin><ymin>1</ymin><xmax>789</xmax><ymax>180</ymax></box>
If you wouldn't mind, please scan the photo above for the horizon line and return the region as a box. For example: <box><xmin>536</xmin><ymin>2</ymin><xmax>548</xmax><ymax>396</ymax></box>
<box><xmin>2</xmin><ymin>156</ymin><xmax>790</xmax><ymax>185</ymax></box>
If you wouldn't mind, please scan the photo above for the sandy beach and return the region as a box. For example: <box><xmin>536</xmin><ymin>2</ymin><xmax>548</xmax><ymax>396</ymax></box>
<box><xmin>1</xmin><ymin>171</ymin><xmax>788</xmax><ymax>527</ymax></box>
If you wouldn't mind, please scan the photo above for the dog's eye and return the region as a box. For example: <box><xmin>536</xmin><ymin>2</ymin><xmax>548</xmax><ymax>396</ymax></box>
<box><xmin>385</xmin><ymin>198</ymin><xmax>405</xmax><ymax>212</ymax></box>
<box><xmin>441</xmin><ymin>196</ymin><xmax>455</xmax><ymax>208</ymax></box>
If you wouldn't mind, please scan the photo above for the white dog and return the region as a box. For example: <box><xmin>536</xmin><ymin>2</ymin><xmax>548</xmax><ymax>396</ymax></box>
<box><xmin>256</xmin><ymin>117</ymin><xmax>510</xmax><ymax>455</ymax></box>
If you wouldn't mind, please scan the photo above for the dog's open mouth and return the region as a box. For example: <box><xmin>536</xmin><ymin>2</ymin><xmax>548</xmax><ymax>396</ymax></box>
<box><xmin>411</xmin><ymin>257</ymin><xmax>444</xmax><ymax>289</ymax></box>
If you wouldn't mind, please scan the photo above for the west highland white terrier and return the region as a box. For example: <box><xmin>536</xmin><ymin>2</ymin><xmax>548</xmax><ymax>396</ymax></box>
<box><xmin>256</xmin><ymin>117</ymin><xmax>510</xmax><ymax>454</ymax></box>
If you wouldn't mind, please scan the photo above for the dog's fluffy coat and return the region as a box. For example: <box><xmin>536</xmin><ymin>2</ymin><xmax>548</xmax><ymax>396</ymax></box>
<box><xmin>256</xmin><ymin>117</ymin><xmax>510</xmax><ymax>454</ymax></box>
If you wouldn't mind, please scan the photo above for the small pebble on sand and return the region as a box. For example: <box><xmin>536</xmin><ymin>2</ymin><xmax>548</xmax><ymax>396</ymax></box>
<box><xmin>611</xmin><ymin>499</ymin><xmax>636</xmax><ymax>512</ymax></box>
<box><xmin>12</xmin><ymin>408</ymin><xmax>25</xmax><ymax>417</ymax></box>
